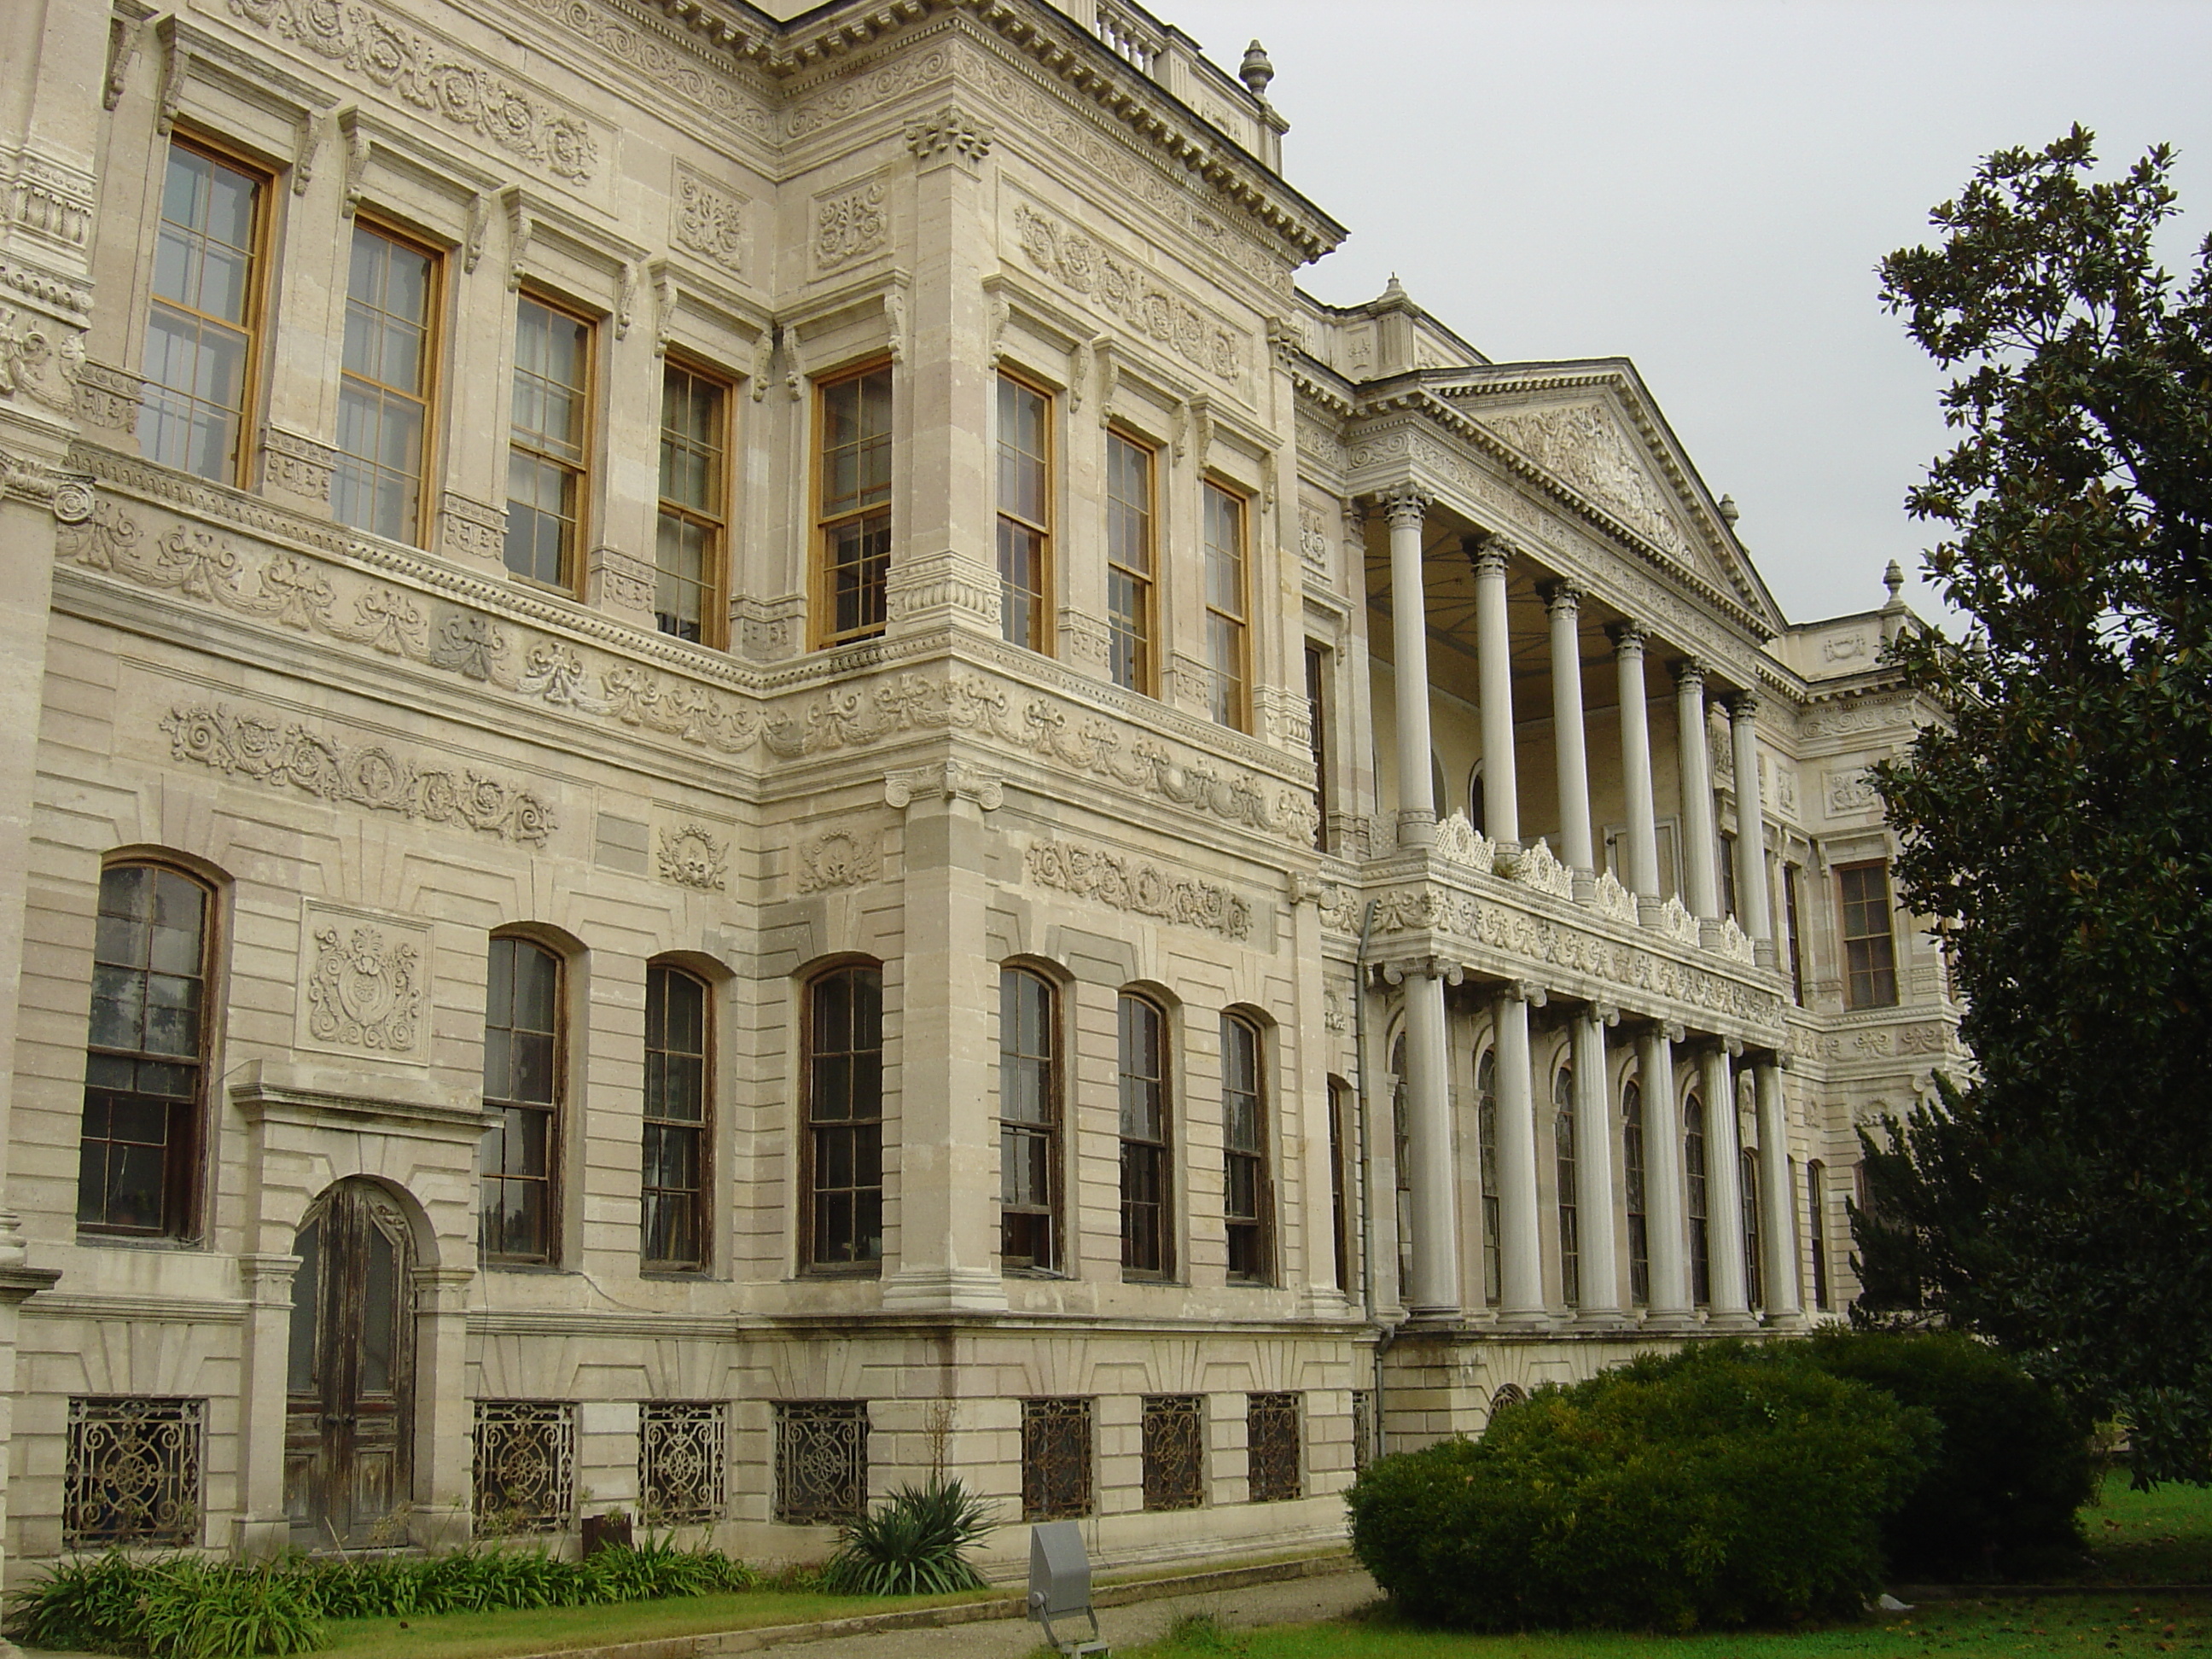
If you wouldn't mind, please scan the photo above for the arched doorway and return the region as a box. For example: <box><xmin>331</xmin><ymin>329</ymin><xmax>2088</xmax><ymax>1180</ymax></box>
<box><xmin>285</xmin><ymin>1179</ymin><xmax>416</xmax><ymax>1547</ymax></box>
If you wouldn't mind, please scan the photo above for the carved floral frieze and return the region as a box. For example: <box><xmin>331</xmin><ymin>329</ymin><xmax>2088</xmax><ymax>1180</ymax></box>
<box><xmin>226</xmin><ymin>0</ymin><xmax>597</xmax><ymax>183</ymax></box>
<box><xmin>306</xmin><ymin>919</ymin><xmax>423</xmax><ymax>1052</ymax></box>
<box><xmin>1010</xmin><ymin>202</ymin><xmax>1243</xmax><ymax>384</ymax></box>
<box><xmin>163</xmin><ymin>702</ymin><xmax>554</xmax><ymax>843</ymax></box>
<box><xmin>1025</xmin><ymin>839</ymin><xmax>1251</xmax><ymax>941</ymax></box>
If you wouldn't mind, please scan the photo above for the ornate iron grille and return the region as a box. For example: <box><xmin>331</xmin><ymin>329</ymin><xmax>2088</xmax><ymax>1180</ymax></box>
<box><xmin>1021</xmin><ymin>1397</ymin><xmax>1094</xmax><ymax>1520</ymax></box>
<box><xmin>65</xmin><ymin>1396</ymin><xmax>203</xmax><ymax>1547</ymax></box>
<box><xmin>1350</xmin><ymin>1388</ymin><xmax>1375</xmax><ymax>1474</ymax></box>
<box><xmin>640</xmin><ymin>1401</ymin><xmax>725</xmax><ymax>1525</ymax></box>
<box><xmin>775</xmin><ymin>1400</ymin><xmax>868</xmax><ymax>1524</ymax></box>
<box><xmin>472</xmin><ymin>1400</ymin><xmax>574</xmax><ymax>1535</ymax></box>
<box><xmin>1141</xmin><ymin>1394</ymin><xmax>1204</xmax><ymax>1511</ymax></box>
<box><xmin>1246</xmin><ymin>1393</ymin><xmax>1301</xmax><ymax>1503</ymax></box>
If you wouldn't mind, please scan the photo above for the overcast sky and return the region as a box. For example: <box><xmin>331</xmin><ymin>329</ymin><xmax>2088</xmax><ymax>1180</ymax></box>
<box><xmin>1153</xmin><ymin>0</ymin><xmax>2212</xmax><ymax>629</ymax></box>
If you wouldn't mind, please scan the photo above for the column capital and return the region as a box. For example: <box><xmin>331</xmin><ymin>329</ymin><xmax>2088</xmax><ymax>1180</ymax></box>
<box><xmin>1727</xmin><ymin>687</ymin><xmax>1762</xmax><ymax>719</ymax></box>
<box><xmin>1379</xmin><ymin>954</ymin><xmax>1462</xmax><ymax>987</ymax></box>
<box><xmin>1377</xmin><ymin>484</ymin><xmax>1430</xmax><ymax>528</ymax></box>
<box><xmin>1540</xmin><ymin>579</ymin><xmax>1582</xmax><ymax>617</ymax></box>
<box><xmin>1668</xmin><ymin>655</ymin><xmax>1708</xmax><ymax>691</ymax></box>
<box><xmin>1505</xmin><ymin>978</ymin><xmax>1549</xmax><ymax>1007</ymax></box>
<box><xmin>1606</xmin><ymin>620</ymin><xmax>1647</xmax><ymax>654</ymax></box>
<box><xmin>1660</xmin><ymin>1020</ymin><xmax>1688</xmax><ymax>1044</ymax></box>
<box><xmin>1469</xmin><ymin>545</ymin><xmax>1511</xmax><ymax>582</ymax></box>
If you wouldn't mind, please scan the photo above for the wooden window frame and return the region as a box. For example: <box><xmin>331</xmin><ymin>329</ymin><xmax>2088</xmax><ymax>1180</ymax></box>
<box><xmin>1104</xmin><ymin>428</ymin><xmax>1158</xmax><ymax>696</ymax></box>
<box><xmin>643</xmin><ymin>961</ymin><xmax>713</xmax><ymax>1274</ymax></box>
<box><xmin>1117</xmin><ymin>991</ymin><xmax>1173</xmax><ymax>1281</ymax></box>
<box><xmin>800</xmin><ymin>962</ymin><xmax>884</xmax><ymax>1274</ymax></box>
<box><xmin>138</xmin><ymin>131</ymin><xmax>273</xmax><ymax>487</ymax></box>
<box><xmin>998</xmin><ymin>965</ymin><xmax>1062</xmax><ymax>1274</ymax></box>
<box><xmin>78</xmin><ymin>859</ymin><xmax>217</xmax><ymax>1242</ymax></box>
<box><xmin>1221</xmin><ymin>1012</ymin><xmax>1271</xmax><ymax>1284</ymax></box>
<box><xmin>655</xmin><ymin>355</ymin><xmax>733</xmax><ymax>649</ymax></box>
<box><xmin>504</xmin><ymin>290</ymin><xmax>597</xmax><ymax>593</ymax></box>
<box><xmin>480</xmin><ymin>934</ymin><xmax>566</xmax><ymax>1267</ymax></box>
<box><xmin>1837</xmin><ymin>859</ymin><xmax>1901</xmax><ymax>1010</ymax></box>
<box><xmin>335</xmin><ymin>214</ymin><xmax>442</xmax><ymax>547</ymax></box>
<box><xmin>995</xmin><ymin>370</ymin><xmax>1054</xmax><ymax>655</ymax></box>
<box><xmin>1201</xmin><ymin>478</ymin><xmax>1251</xmax><ymax>731</ymax></box>
<box><xmin>812</xmin><ymin>358</ymin><xmax>894</xmax><ymax>650</ymax></box>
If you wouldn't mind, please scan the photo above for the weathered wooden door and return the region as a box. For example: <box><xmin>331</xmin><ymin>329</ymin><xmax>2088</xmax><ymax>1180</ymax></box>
<box><xmin>285</xmin><ymin>1180</ymin><xmax>415</xmax><ymax>1548</ymax></box>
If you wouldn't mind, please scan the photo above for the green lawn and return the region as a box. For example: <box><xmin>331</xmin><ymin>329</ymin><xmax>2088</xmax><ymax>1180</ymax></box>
<box><xmin>2084</xmin><ymin>1470</ymin><xmax>2212</xmax><ymax>1584</ymax></box>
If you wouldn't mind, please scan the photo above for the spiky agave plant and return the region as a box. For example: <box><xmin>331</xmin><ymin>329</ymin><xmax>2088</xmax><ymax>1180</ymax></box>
<box><xmin>820</xmin><ymin>1476</ymin><xmax>996</xmax><ymax>1596</ymax></box>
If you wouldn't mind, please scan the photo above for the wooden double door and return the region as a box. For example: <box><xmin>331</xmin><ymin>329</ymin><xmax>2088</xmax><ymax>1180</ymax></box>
<box><xmin>285</xmin><ymin>1180</ymin><xmax>416</xmax><ymax>1549</ymax></box>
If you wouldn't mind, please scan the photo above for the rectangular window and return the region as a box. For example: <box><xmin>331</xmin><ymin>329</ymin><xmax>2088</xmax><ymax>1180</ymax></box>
<box><xmin>481</xmin><ymin>937</ymin><xmax>562</xmax><ymax>1266</ymax></box>
<box><xmin>999</xmin><ymin>967</ymin><xmax>1060</xmax><ymax>1272</ymax></box>
<box><xmin>1623</xmin><ymin>1080</ymin><xmax>1650</xmax><ymax>1307</ymax></box>
<box><xmin>640</xmin><ymin>1401</ymin><xmax>725</xmax><ymax>1524</ymax></box>
<box><xmin>1742</xmin><ymin>1148</ymin><xmax>1764</xmax><ymax>1309</ymax></box>
<box><xmin>471</xmin><ymin>1400</ymin><xmax>574</xmax><ymax>1535</ymax></box>
<box><xmin>335</xmin><ymin>221</ymin><xmax>435</xmax><ymax>544</ymax></box>
<box><xmin>1718</xmin><ymin>825</ymin><xmax>1739</xmax><ymax>923</ymax></box>
<box><xmin>1021</xmin><ymin>1397</ymin><xmax>1093</xmax><ymax>1521</ymax></box>
<box><xmin>997</xmin><ymin>373</ymin><xmax>1051</xmax><ymax>652</ymax></box>
<box><xmin>1106</xmin><ymin>431</ymin><xmax>1155</xmax><ymax>693</ymax></box>
<box><xmin>775</xmin><ymin>1400</ymin><xmax>867</xmax><ymax>1524</ymax></box>
<box><xmin>1685</xmin><ymin>1094</ymin><xmax>1710</xmax><ymax>1307</ymax></box>
<box><xmin>1306</xmin><ymin>644</ymin><xmax>1334</xmax><ymax>853</ymax></box>
<box><xmin>1328</xmin><ymin>1078</ymin><xmax>1352</xmax><ymax>1294</ymax></box>
<box><xmin>1140</xmin><ymin>1394</ymin><xmax>1203</xmax><ymax>1511</ymax></box>
<box><xmin>817</xmin><ymin>364</ymin><xmax>892</xmax><ymax>647</ymax></box>
<box><xmin>1119</xmin><ymin>993</ymin><xmax>1172</xmax><ymax>1278</ymax></box>
<box><xmin>1202</xmin><ymin>481</ymin><xmax>1249</xmax><ymax>731</ymax></box>
<box><xmin>1554</xmin><ymin>1068</ymin><xmax>1580</xmax><ymax>1309</ymax></box>
<box><xmin>65</xmin><ymin>1397</ymin><xmax>204</xmax><ymax>1548</ymax></box>
<box><xmin>643</xmin><ymin>964</ymin><xmax>709</xmax><ymax>1272</ymax></box>
<box><xmin>1807</xmin><ymin>1160</ymin><xmax>1831</xmax><ymax>1312</ymax></box>
<box><xmin>1350</xmin><ymin>1388</ymin><xmax>1375</xmax><ymax>1474</ymax></box>
<box><xmin>1839</xmin><ymin>860</ymin><xmax>1900</xmax><ymax>1009</ymax></box>
<box><xmin>805</xmin><ymin>965</ymin><xmax>884</xmax><ymax>1270</ymax></box>
<box><xmin>80</xmin><ymin>864</ymin><xmax>211</xmax><ymax>1239</ymax></box>
<box><xmin>1784</xmin><ymin>864</ymin><xmax>1806</xmax><ymax>1004</ymax></box>
<box><xmin>1246</xmin><ymin>1393</ymin><xmax>1300</xmax><ymax>1504</ymax></box>
<box><xmin>656</xmin><ymin>361</ymin><xmax>729</xmax><ymax>644</ymax></box>
<box><xmin>139</xmin><ymin>139</ymin><xmax>265</xmax><ymax>482</ymax></box>
<box><xmin>1222</xmin><ymin>1014</ymin><xmax>1270</xmax><ymax>1283</ymax></box>
<box><xmin>1478</xmin><ymin>1050</ymin><xmax>1501</xmax><ymax>1308</ymax></box>
<box><xmin>506</xmin><ymin>294</ymin><xmax>592</xmax><ymax>589</ymax></box>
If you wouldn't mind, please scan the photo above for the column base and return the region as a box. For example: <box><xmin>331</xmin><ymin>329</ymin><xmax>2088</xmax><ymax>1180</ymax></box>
<box><xmin>1703</xmin><ymin>1309</ymin><xmax>1761</xmax><ymax>1333</ymax></box>
<box><xmin>1753</xmin><ymin>939</ymin><xmax>1778</xmax><ymax>970</ymax></box>
<box><xmin>1698</xmin><ymin>918</ymin><xmax>1728</xmax><ymax>950</ymax></box>
<box><xmin>1639</xmin><ymin>1308</ymin><xmax>1701</xmax><ymax>1334</ymax></box>
<box><xmin>1401</xmin><ymin>1303</ymin><xmax>1466</xmax><ymax>1327</ymax></box>
<box><xmin>231</xmin><ymin>1516</ymin><xmax>292</xmax><ymax>1561</ymax></box>
<box><xmin>1571</xmin><ymin>1308</ymin><xmax>1634</xmax><ymax>1333</ymax></box>
<box><xmin>880</xmin><ymin>1266</ymin><xmax>1006</xmax><ymax>1313</ymax></box>
<box><xmin>409</xmin><ymin>1504</ymin><xmax>474</xmax><ymax>1551</ymax></box>
<box><xmin>1570</xmin><ymin>869</ymin><xmax>1598</xmax><ymax>903</ymax></box>
<box><xmin>1494</xmin><ymin>1306</ymin><xmax>1554</xmax><ymax>1332</ymax></box>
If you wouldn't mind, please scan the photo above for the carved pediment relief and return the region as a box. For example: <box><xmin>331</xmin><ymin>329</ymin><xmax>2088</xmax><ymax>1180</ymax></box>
<box><xmin>1473</xmin><ymin>401</ymin><xmax>1699</xmax><ymax>565</ymax></box>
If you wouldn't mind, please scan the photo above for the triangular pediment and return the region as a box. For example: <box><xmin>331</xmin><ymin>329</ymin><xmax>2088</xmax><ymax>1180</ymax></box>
<box><xmin>1438</xmin><ymin>370</ymin><xmax>1780</xmax><ymax>627</ymax></box>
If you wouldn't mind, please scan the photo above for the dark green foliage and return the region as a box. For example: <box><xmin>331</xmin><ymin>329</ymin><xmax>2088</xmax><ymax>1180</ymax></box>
<box><xmin>5</xmin><ymin>1538</ymin><xmax>760</xmax><ymax>1656</ymax></box>
<box><xmin>1794</xmin><ymin>1328</ymin><xmax>2093</xmax><ymax>1579</ymax></box>
<box><xmin>1344</xmin><ymin>1343</ymin><xmax>1932</xmax><ymax>1633</ymax></box>
<box><xmin>1863</xmin><ymin>127</ymin><xmax>2212</xmax><ymax>1486</ymax></box>
<box><xmin>819</xmin><ymin>1476</ymin><xmax>995</xmax><ymax>1597</ymax></box>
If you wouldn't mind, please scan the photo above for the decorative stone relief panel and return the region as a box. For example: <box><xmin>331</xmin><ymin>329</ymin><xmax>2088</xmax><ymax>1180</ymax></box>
<box><xmin>1825</xmin><ymin>766</ymin><xmax>1878</xmax><ymax>816</ymax></box>
<box><xmin>672</xmin><ymin>163</ymin><xmax>746</xmax><ymax>276</ymax></box>
<box><xmin>0</xmin><ymin>306</ymin><xmax>84</xmax><ymax>413</ymax></box>
<box><xmin>812</xmin><ymin>177</ymin><xmax>886</xmax><ymax>271</ymax></box>
<box><xmin>162</xmin><ymin>703</ymin><xmax>555</xmax><ymax>843</ymax></box>
<box><xmin>506</xmin><ymin>0</ymin><xmax>772</xmax><ymax>143</ymax></box>
<box><xmin>1476</xmin><ymin>404</ymin><xmax>1697</xmax><ymax>568</ymax></box>
<box><xmin>1298</xmin><ymin>504</ymin><xmax>1330</xmax><ymax>574</ymax></box>
<box><xmin>260</xmin><ymin>426</ymin><xmax>335</xmax><ymax>504</ymax></box>
<box><xmin>795</xmin><ymin>826</ymin><xmax>882</xmax><ymax>893</ymax></box>
<box><xmin>226</xmin><ymin>0</ymin><xmax>598</xmax><ymax>183</ymax></box>
<box><xmin>73</xmin><ymin>360</ymin><xmax>143</xmax><ymax>432</ymax></box>
<box><xmin>300</xmin><ymin>905</ymin><xmax>429</xmax><ymax>1060</ymax></box>
<box><xmin>656</xmin><ymin>823</ymin><xmax>728</xmax><ymax>891</ymax></box>
<box><xmin>1009</xmin><ymin>200</ymin><xmax>1244</xmax><ymax>385</ymax></box>
<box><xmin>1024</xmin><ymin>838</ymin><xmax>1252</xmax><ymax>941</ymax></box>
<box><xmin>786</xmin><ymin>46</ymin><xmax>951</xmax><ymax>142</ymax></box>
<box><xmin>1822</xmin><ymin>631</ymin><xmax>1871</xmax><ymax>664</ymax></box>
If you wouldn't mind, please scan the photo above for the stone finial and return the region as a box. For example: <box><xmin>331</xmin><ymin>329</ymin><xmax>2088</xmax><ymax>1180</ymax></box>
<box><xmin>1239</xmin><ymin>39</ymin><xmax>1274</xmax><ymax>97</ymax></box>
<box><xmin>1717</xmin><ymin>493</ymin><xmax>1739</xmax><ymax>526</ymax></box>
<box><xmin>1883</xmin><ymin>559</ymin><xmax>1906</xmax><ymax>604</ymax></box>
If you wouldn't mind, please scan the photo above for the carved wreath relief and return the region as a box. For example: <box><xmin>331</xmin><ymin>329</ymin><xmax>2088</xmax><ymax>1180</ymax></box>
<box><xmin>308</xmin><ymin>923</ymin><xmax>423</xmax><ymax>1051</ymax></box>
<box><xmin>656</xmin><ymin>824</ymin><xmax>728</xmax><ymax>891</ymax></box>
<box><xmin>795</xmin><ymin>828</ymin><xmax>882</xmax><ymax>894</ymax></box>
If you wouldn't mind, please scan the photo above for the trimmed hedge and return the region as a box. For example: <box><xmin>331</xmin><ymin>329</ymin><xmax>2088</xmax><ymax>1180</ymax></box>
<box><xmin>1347</xmin><ymin>1343</ymin><xmax>1934</xmax><ymax>1632</ymax></box>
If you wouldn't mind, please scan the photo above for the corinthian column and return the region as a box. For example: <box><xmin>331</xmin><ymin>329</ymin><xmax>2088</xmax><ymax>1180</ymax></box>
<box><xmin>1729</xmin><ymin>691</ymin><xmax>1774</xmax><ymax>949</ymax></box>
<box><xmin>1673</xmin><ymin>658</ymin><xmax>1720</xmax><ymax>920</ymax></box>
<box><xmin>1472</xmin><ymin>541</ymin><xmax>1521</xmax><ymax>851</ymax></box>
<box><xmin>1610</xmin><ymin>623</ymin><xmax>1662</xmax><ymax>900</ymax></box>
<box><xmin>1545</xmin><ymin>583</ymin><xmax>1594</xmax><ymax>877</ymax></box>
<box><xmin>1384</xmin><ymin>487</ymin><xmax>1435</xmax><ymax>848</ymax></box>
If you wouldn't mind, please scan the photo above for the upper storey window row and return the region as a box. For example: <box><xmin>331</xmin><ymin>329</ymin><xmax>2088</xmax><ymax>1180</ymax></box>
<box><xmin>139</xmin><ymin>141</ymin><xmax>264</xmax><ymax>482</ymax></box>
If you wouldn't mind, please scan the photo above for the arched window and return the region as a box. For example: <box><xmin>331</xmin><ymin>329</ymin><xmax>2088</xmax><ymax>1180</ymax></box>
<box><xmin>643</xmin><ymin>963</ymin><xmax>710</xmax><ymax>1272</ymax></box>
<box><xmin>1389</xmin><ymin>1032</ymin><xmax>1412</xmax><ymax>1294</ymax></box>
<box><xmin>804</xmin><ymin>963</ymin><xmax>884</xmax><ymax>1269</ymax></box>
<box><xmin>1807</xmin><ymin>1159</ymin><xmax>1831</xmax><ymax>1313</ymax></box>
<box><xmin>1467</xmin><ymin>761</ymin><xmax>1486</xmax><ymax>838</ymax></box>
<box><xmin>1328</xmin><ymin>1077</ymin><xmax>1353</xmax><ymax>1293</ymax></box>
<box><xmin>1222</xmin><ymin>1013</ymin><xmax>1270</xmax><ymax>1284</ymax></box>
<box><xmin>1622</xmin><ymin>1080</ymin><xmax>1649</xmax><ymax>1307</ymax></box>
<box><xmin>79</xmin><ymin>861</ymin><xmax>212</xmax><ymax>1238</ymax></box>
<box><xmin>1684</xmin><ymin>1091</ymin><xmax>1710</xmax><ymax>1307</ymax></box>
<box><xmin>1477</xmin><ymin>1048</ymin><xmax>1500</xmax><ymax>1307</ymax></box>
<box><xmin>483</xmin><ymin>936</ymin><xmax>562</xmax><ymax>1265</ymax></box>
<box><xmin>1742</xmin><ymin>1148</ymin><xmax>1763</xmax><ymax>1309</ymax></box>
<box><xmin>1553</xmin><ymin>1065</ymin><xmax>1579</xmax><ymax>1308</ymax></box>
<box><xmin>999</xmin><ymin>966</ymin><xmax>1060</xmax><ymax>1272</ymax></box>
<box><xmin>1118</xmin><ymin>992</ymin><xmax>1172</xmax><ymax>1278</ymax></box>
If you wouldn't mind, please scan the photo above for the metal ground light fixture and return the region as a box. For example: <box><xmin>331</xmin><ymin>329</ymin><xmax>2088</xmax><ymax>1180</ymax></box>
<box><xmin>1028</xmin><ymin>1519</ymin><xmax>1107</xmax><ymax>1656</ymax></box>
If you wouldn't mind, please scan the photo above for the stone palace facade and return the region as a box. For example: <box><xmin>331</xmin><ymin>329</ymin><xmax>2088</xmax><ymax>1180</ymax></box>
<box><xmin>0</xmin><ymin>0</ymin><xmax>1953</xmax><ymax>1585</ymax></box>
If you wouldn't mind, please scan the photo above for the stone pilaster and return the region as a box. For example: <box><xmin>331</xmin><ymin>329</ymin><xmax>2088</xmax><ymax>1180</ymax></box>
<box><xmin>1382</xmin><ymin>486</ymin><xmax>1435</xmax><ymax>847</ymax></box>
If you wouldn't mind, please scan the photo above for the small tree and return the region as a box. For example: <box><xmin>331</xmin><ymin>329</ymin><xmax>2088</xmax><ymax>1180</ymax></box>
<box><xmin>1861</xmin><ymin>127</ymin><xmax>2212</xmax><ymax>1484</ymax></box>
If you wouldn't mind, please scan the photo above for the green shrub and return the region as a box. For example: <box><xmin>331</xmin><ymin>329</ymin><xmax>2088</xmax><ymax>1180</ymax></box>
<box><xmin>135</xmin><ymin>1560</ymin><xmax>324</xmax><ymax>1659</ymax></box>
<box><xmin>5</xmin><ymin>1548</ymin><xmax>147</xmax><ymax>1653</ymax></box>
<box><xmin>1346</xmin><ymin>1343</ymin><xmax>1933</xmax><ymax>1632</ymax></box>
<box><xmin>1793</xmin><ymin>1328</ymin><xmax>2093</xmax><ymax>1579</ymax></box>
<box><xmin>820</xmin><ymin>1476</ymin><xmax>995</xmax><ymax>1596</ymax></box>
